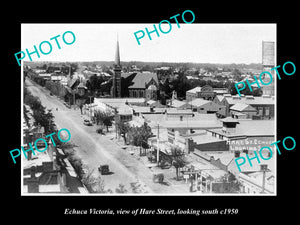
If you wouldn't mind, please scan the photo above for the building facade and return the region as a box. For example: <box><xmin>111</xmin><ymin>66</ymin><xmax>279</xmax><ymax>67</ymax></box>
<box><xmin>128</xmin><ymin>73</ymin><xmax>159</xmax><ymax>100</ymax></box>
<box><xmin>215</xmin><ymin>94</ymin><xmax>275</xmax><ymax>119</ymax></box>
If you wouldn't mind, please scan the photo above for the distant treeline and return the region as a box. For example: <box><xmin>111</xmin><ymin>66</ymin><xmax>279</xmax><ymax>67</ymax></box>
<box><xmin>23</xmin><ymin>61</ymin><xmax>263</xmax><ymax>72</ymax></box>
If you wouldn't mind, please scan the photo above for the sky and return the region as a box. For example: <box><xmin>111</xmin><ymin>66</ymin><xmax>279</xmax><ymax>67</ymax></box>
<box><xmin>21</xmin><ymin>23</ymin><xmax>276</xmax><ymax>64</ymax></box>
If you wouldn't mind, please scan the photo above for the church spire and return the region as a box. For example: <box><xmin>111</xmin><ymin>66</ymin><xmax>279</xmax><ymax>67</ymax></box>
<box><xmin>115</xmin><ymin>34</ymin><xmax>120</xmax><ymax>67</ymax></box>
<box><xmin>112</xmin><ymin>34</ymin><xmax>122</xmax><ymax>98</ymax></box>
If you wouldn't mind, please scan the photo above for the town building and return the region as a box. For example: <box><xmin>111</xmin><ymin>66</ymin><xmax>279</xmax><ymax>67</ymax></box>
<box><xmin>182</xmin><ymin>98</ymin><xmax>226</xmax><ymax>117</ymax></box>
<box><xmin>186</xmin><ymin>85</ymin><xmax>228</xmax><ymax>102</ymax></box>
<box><xmin>191</xmin><ymin>150</ymin><xmax>275</xmax><ymax>194</ymax></box>
<box><xmin>229</xmin><ymin>102</ymin><xmax>257</xmax><ymax>119</ymax></box>
<box><xmin>170</xmin><ymin>130</ymin><xmax>229</xmax><ymax>154</ymax></box>
<box><xmin>126</xmin><ymin>72</ymin><xmax>159</xmax><ymax>100</ymax></box>
<box><xmin>168</xmin><ymin>99</ymin><xmax>186</xmax><ymax>109</ymax></box>
<box><xmin>206</xmin><ymin>117</ymin><xmax>275</xmax><ymax>153</ymax></box>
<box><xmin>214</xmin><ymin>94</ymin><xmax>274</xmax><ymax>119</ymax></box>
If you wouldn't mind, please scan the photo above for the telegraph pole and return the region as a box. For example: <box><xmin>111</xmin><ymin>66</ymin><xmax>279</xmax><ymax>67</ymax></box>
<box><xmin>88</xmin><ymin>96</ymin><xmax>93</xmax><ymax>120</ymax></box>
<box><xmin>157</xmin><ymin>123</ymin><xmax>160</xmax><ymax>166</ymax></box>
<box><xmin>260</xmin><ymin>164</ymin><xmax>268</xmax><ymax>193</ymax></box>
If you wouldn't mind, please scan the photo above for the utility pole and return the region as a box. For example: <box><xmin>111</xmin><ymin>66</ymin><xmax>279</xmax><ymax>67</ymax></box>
<box><xmin>260</xmin><ymin>164</ymin><xmax>268</xmax><ymax>193</ymax></box>
<box><xmin>157</xmin><ymin>123</ymin><xmax>160</xmax><ymax>166</ymax></box>
<box><xmin>73</xmin><ymin>91</ymin><xmax>76</xmax><ymax>108</ymax></box>
<box><xmin>88</xmin><ymin>96</ymin><xmax>93</xmax><ymax>120</ymax></box>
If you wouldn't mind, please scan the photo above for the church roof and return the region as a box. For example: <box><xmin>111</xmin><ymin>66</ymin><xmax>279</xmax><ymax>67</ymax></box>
<box><xmin>128</xmin><ymin>72</ymin><xmax>158</xmax><ymax>89</ymax></box>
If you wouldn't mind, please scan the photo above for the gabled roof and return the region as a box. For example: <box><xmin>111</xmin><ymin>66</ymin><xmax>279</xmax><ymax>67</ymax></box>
<box><xmin>128</xmin><ymin>72</ymin><xmax>158</xmax><ymax>89</ymax></box>
<box><xmin>187</xmin><ymin>86</ymin><xmax>202</xmax><ymax>94</ymax></box>
<box><xmin>188</xmin><ymin>98</ymin><xmax>211</xmax><ymax>107</ymax></box>
<box><xmin>77</xmin><ymin>82</ymin><xmax>87</xmax><ymax>89</ymax></box>
<box><xmin>169</xmin><ymin>99</ymin><xmax>186</xmax><ymax>108</ymax></box>
<box><xmin>230</xmin><ymin>103</ymin><xmax>257</xmax><ymax>112</ymax></box>
<box><xmin>215</xmin><ymin>95</ymin><xmax>225</xmax><ymax>102</ymax></box>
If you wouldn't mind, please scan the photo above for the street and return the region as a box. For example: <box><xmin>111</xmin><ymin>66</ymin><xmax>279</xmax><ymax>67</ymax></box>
<box><xmin>25</xmin><ymin>79</ymin><xmax>190</xmax><ymax>194</ymax></box>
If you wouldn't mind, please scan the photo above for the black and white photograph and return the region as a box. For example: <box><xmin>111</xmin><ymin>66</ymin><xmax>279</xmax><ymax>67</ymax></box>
<box><xmin>20</xmin><ymin>23</ymin><xmax>277</xmax><ymax>195</ymax></box>
<box><xmin>4</xmin><ymin>3</ymin><xmax>298</xmax><ymax>221</ymax></box>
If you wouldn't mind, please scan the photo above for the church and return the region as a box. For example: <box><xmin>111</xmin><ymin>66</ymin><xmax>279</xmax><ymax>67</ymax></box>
<box><xmin>110</xmin><ymin>38</ymin><xmax>159</xmax><ymax>101</ymax></box>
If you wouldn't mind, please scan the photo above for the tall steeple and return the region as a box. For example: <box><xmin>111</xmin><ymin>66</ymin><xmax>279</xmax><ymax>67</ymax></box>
<box><xmin>112</xmin><ymin>34</ymin><xmax>122</xmax><ymax>98</ymax></box>
<box><xmin>115</xmin><ymin>34</ymin><xmax>121</xmax><ymax>67</ymax></box>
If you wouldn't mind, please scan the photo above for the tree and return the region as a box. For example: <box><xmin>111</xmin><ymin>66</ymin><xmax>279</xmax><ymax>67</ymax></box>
<box><xmin>170</xmin><ymin>73</ymin><xmax>192</xmax><ymax>99</ymax></box>
<box><xmin>116</xmin><ymin>120</ymin><xmax>130</xmax><ymax>144</ymax></box>
<box><xmin>81</xmin><ymin>168</ymin><xmax>111</xmax><ymax>193</ymax></box>
<box><xmin>127</xmin><ymin>122</ymin><xmax>153</xmax><ymax>148</ymax></box>
<box><xmin>168</xmin><ymin>146</ymin><xmax>187</xmax><ymax>181</ymax></box>
<box><xmin>24</xmin><ymin>87</ymin><xmax>56</xmax><ymax>133</ymax></box>
<box><xmin>214</xmin><ymin>172</ymin><xmax>241</xmax><ymax>193</ymax></box>
<box><xmin>161</xmin><ymin>78</ymin><xmax>171</xmax><ymax>98</ymax></box>
<box><xmin>229</xmin><ymin>81</ymin><xmax>263</xmax><ymax>97</ymax></box>
<box><xmin>115</xmin><ymin>184</ymin><xmax>128</xmax><ymax>193</ymax></box>
<box><xmin>232</xmin><ymin>68</ymin><xmax>242</xmax><ymax>81</ymax></box>
<box><xmin>23</xmin><ymin>105</ymin><xmax>30</xmax><ymax>127</ymax></box>
<box><xmin>93</xmin><ymin>110</ymin><xmax>114</xmax><ymax>132</ymax></box>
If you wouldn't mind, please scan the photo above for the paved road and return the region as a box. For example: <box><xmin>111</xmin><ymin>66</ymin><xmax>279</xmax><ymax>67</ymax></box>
<box><xmin>25</xmin><ymin>79</ymin><xmax>189</xmax><ymax>194</ymax></box>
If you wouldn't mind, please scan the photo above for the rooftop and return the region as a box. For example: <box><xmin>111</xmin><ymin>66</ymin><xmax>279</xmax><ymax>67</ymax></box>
<box><xmin>209</xmin><ymin>119</ymin><xmax>275</xmax><ymax>137</ymax></box>
<box><xmin>220</xmin><ymin>117</ymin><xmax>239</xmax><ymax>123</ymax></box>
<box><xmin>161</xmin><ymin>119</ymin><xmax>221</xmax><ymax>129</ymax></box>
<box><xmin>230</xmin><ymin>103</ymin><xmax>257</xmax><ymax>112</ymax></box>
<box><xmin>23</xmin><ymin>150</ymin><xmax>52</xmax><ymax>169</ymax></box>
<box><xmin>187</xmin><ymin>86</ymin><xmax>202</xmax><ymax>94</ymax></box>
<box><xmin>142</xmin><ymin>113</ymin><xmax>222</xmax><ymax>129</ymax></box>
<box><xmin>188</xmin><ymin>98</ymin><xmax>216</xmax><ymax>107</ymax></box>
<box><xmin>168</xmin><ymin>99</ymin><xmax>186</xmax><ymax>108</ymax></box>
<box><xmin>224</xmin><ymin>95</ymin><xmax>274</xmax><ymax>105</ymax></box>
<box><xmin>166</xmin><ymin>108</ymin><xmax>194</xmax><ymax>115</ymax></box>
<box><xmin>128</xmin><ymin>72</ymin><xmax>158</xmax><ymax>89</ymax></box>
<box><xmin>190</xmin><ymin>132</ymin><xmax>226</xmax><ymax>145</ymax></box>
<box><xmin>94</xmin><ymin>97</ymin><xmax>145</xmax><ymax>104</ymax></box>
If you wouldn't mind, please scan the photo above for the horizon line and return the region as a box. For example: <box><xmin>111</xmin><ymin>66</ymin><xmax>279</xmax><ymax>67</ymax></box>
<box><xmin>23</xmin><ymin>60</ymin><xmax>263</xmax><ymax>65</ymax></box>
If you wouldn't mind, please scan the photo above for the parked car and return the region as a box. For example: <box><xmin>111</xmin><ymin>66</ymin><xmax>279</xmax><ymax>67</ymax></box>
<box><xmin>83</xmin><ymin>119</ymin><xmax>93</xmax><ymax>126</ymax></box>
